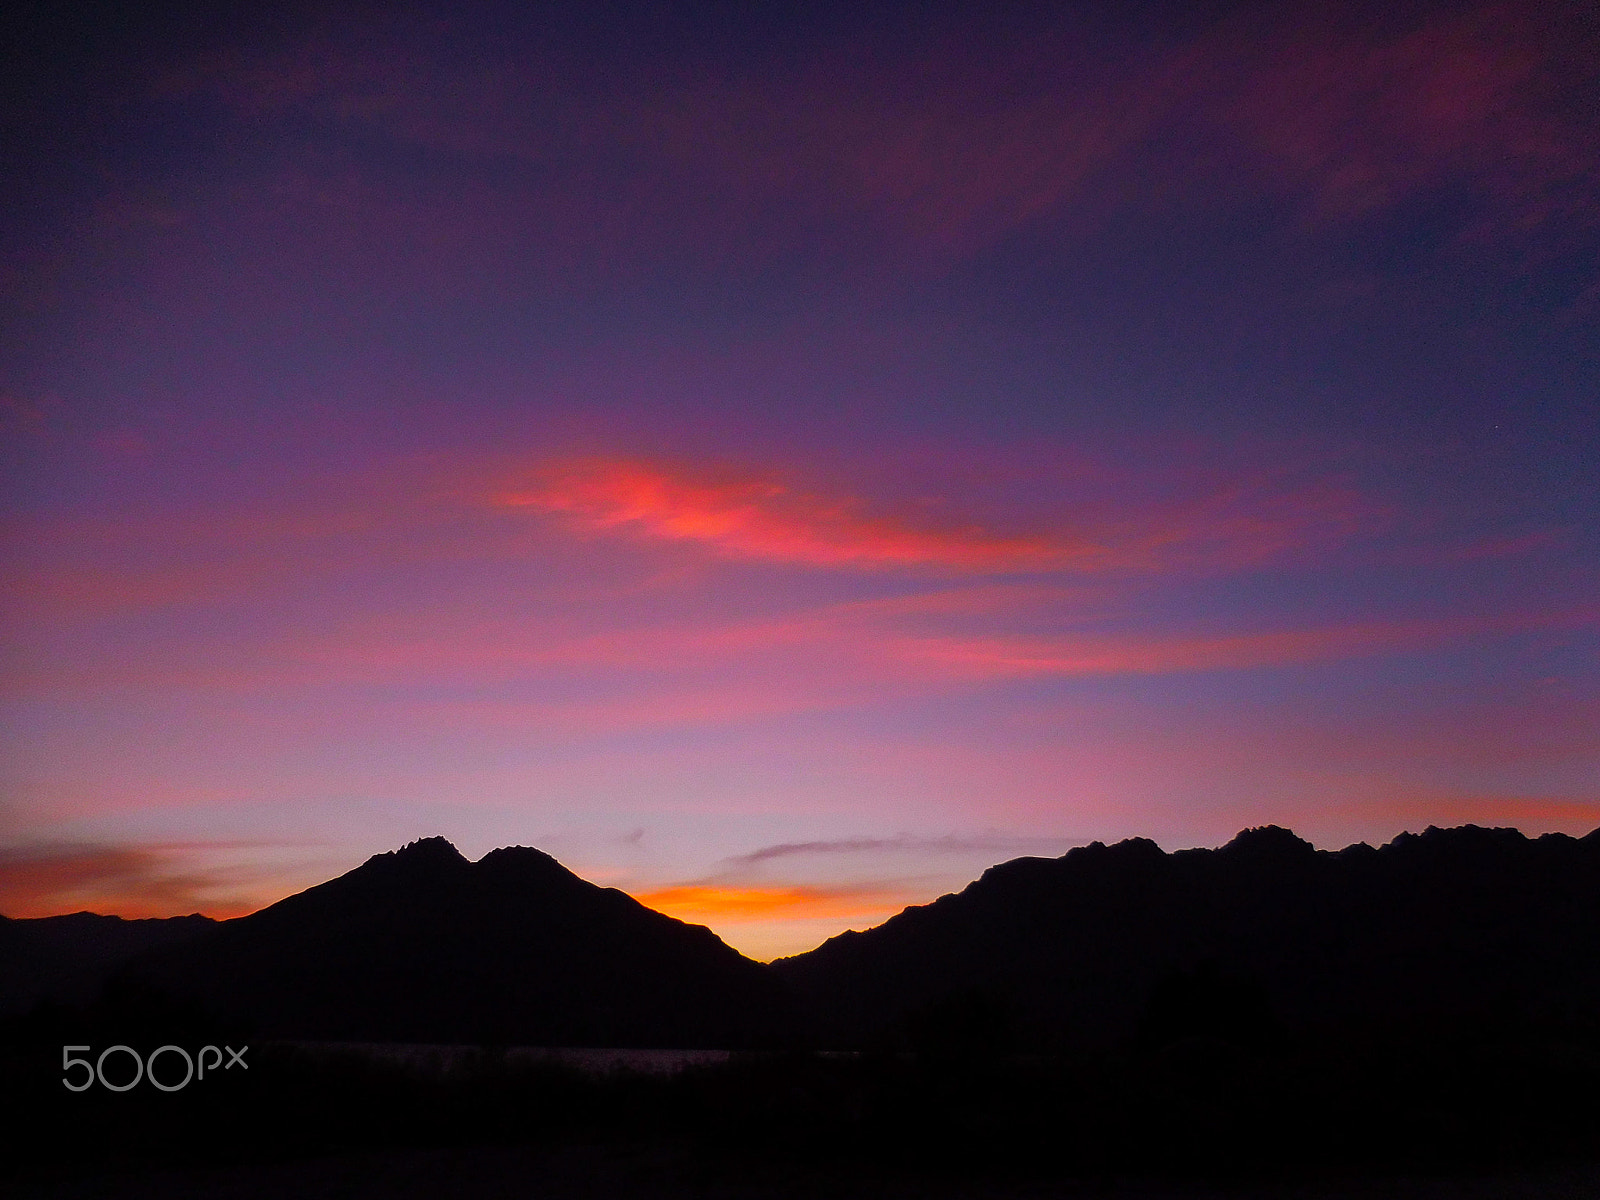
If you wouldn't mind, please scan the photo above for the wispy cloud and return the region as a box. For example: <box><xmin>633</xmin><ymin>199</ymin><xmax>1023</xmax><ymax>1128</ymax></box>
<box><xmin>723</xmin><ymin>833</ymin><xmax>1074</xmax><ymax>868</ymax></box>
<box><xmin>2</xmin><ymin>446</ymin><xmax>1383</xmax><ymax>641</ymax></box>
<box><xmin>495</xmin><ymin>456</ymin><xmax>1375</xmax><ymax>576</ymax></box>
<box><xmin>11</xmin><ymin>569</ymin><xmax>1589</xmax><ymax>740</ymax></box>
<box><xmin>640</xmin><ymin>833</ymin><xmax>1087</xmax><ymax>941</ymax></box>
<box><xmin>1210</xmin><ymin>5</ymin><xmax>1598</xmax><ymax>236</ymax></box>
<box><xmin>153</xmin><ymin>3</ymin><xmax>1595</xmax><ymax>280</ymax></box>
<box><xmin>877</xmin><ymin>604</ymin><xmax>1599</xmax><ymax>682</ymax></box>
<box><xmin>497</xmin><ymin>457</ymin><xmax>1098</xmax><ymax>572</ymax></box>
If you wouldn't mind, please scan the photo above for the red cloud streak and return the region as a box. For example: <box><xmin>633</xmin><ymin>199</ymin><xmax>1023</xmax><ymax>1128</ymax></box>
<box><xmin>498</xmin><ymin>458</ymin><xmax>1093</xmax><ymax>571</ymax></box>
<box><xmin>495</xmin><ymin>456</ymin><xmax>1373</xmax><ymax>575</ymax></box>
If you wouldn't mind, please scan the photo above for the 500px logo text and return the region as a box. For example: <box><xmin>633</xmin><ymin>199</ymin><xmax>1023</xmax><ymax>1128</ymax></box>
<box><xmin>62</xmin><ymin>1044</ymin><xmax>248</xmax><ymax>1092</ymax></box>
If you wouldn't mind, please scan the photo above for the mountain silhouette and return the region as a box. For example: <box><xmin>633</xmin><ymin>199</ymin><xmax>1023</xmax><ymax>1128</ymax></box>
<box><xmin>12</xmin><ymin>825</ymin><xmax>1600</xmax><ymax>1183</ymax></box>
<box><xmin>17</xmin><ymin>824</ymin><xmax>1600</xmax><ymax>1056</ymax></box>
<box><xmin>772</xmin><ymin>824</ymin><xmax>1600</xmax><ymax>1052</ymax></box>
<box><xmin>109</xmin><ymin>837</ymin><xmax>790</xmax><ymax>1048</ymax></box>
<box><xmin>0</xmin><ymin>910</ymin><xmax>215</xmax><ymax>1017</ymax></box>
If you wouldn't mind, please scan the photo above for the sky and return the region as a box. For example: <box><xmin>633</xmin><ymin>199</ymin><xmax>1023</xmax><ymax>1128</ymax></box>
<box><xmin>1</xmin><ymin>0</ymin><xmax>1596</xmax><ymax>959</ymax></box>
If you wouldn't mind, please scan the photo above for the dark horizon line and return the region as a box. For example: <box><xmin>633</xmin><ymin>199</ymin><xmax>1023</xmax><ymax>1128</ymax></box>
<box><xmin>7</xmin><ymin>817</ymin><xmax>1597</xmax><ymax>946</ymax></box>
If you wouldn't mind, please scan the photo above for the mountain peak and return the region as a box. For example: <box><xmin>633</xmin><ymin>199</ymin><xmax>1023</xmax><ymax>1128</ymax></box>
<box><xmin>365</xmin><ymin>836</ymin><xmax>468</xmax><ymax>871</ymax></box>
<box><xmin>398</xmin><ymin>834</ymin><xmax>464</xmax><ymax>856</ymax></box>
<box><xmin>114</xmin><ymin>834</ymin><xmax>785</xmax><ymax>1047</ymax></box>
<box><xmin>476</xmin><ymin>844</ymin><xmax>583</xmax><ymax>887</ymax></box>
<box><xmin>1219</xmin><ymin>824</ymin><xmax>1317</xmax><ymax>860</ymax></box>
<box><xmin>478</xmin><ymin>844</ymin><xmax>564</xmax><ymax>869</ymax></box>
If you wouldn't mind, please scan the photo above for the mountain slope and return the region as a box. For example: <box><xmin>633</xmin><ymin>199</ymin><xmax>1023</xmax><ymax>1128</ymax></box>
<box><xmin>114</xmin><ymin>838</ymin><xmax>790</xmax><ymax>1048</ymax></box>
<box><xmin>772</xmin><ymin>824</ymin><xmax>1600</xmax><ymax>1052</ymax></box>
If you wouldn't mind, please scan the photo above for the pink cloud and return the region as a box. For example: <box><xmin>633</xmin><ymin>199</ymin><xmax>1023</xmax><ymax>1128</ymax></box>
<box><xmin>497</xmin><ymin>457</ymin><xmax>1102</xmax><ymax>572</ymax></box>
<box><xmin>9</xmin><ymin>530</ymin><xmax>1590</xmax><ymax>717</ymax></box>
<box><xmin>1</xmin><ymin>444</ymin><xmax>1377</xmax><ymax>646</ymax></box>
<box><xmin>885</xmin><ymin>606</ymin><xmax>1599</xmax><ymax>682</ymax></box>
<box><xmin>494</xmin><ymin>456</ymin><xmax>1375</xmax><ymax>576</ymax></box>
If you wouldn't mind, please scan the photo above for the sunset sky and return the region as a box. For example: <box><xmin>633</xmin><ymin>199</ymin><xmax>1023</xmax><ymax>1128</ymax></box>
<box><xmin>2</xmin><ymin>0</ymin><xmax>1596</xmax><ymax>959</ymax></box>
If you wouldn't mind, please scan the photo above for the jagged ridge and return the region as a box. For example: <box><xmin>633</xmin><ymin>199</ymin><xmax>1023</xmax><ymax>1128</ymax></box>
<box><xmin>771</xmin><ymin>824</ymin><xmax>1600</xmax><ymax>1051</ymax></box>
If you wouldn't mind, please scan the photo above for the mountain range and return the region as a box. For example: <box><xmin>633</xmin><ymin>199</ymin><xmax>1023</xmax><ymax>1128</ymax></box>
<box><xmin>774</xmin><ymin>823</ymin><xmax>1600</xmax><ymax>1052</ymax></box>
<box><xmin>5</xmin><ymin>823</ymin><xmax>1599</xmax><ymax>1052</ymax></box>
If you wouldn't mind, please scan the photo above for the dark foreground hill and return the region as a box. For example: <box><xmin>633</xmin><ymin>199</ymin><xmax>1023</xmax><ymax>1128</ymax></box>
<box><xmin>107</xmin><ymin>837</ymin><xmax>790</xmax><ymax>1047</ymax></box>
<box><xmin>0</xmin><ymin>911</ymin><xmax>215</xmax><ymax>1018</ymax></box>
<box><xmin>772</xmin><ymin>823</ymin><xmax>1600</xmax><ymax>1052</ymax></box>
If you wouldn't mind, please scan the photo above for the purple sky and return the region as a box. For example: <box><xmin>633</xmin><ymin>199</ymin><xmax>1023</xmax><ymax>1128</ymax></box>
<box><xmin>2</xmin><ymin>0</ymin><xmax>1596</xmax><ymax>957</ymax></box>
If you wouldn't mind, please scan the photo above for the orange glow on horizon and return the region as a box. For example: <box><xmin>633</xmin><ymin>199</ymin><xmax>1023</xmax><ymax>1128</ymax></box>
<box><xmin>633</xmin><ymin>882</ymin><xmax>909</xmax><ymax>924</ymax></box>
<box><xmin>0</xmin><ymin>845</ymin><xmax>267</xmax><ymax>921</ymax></box>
